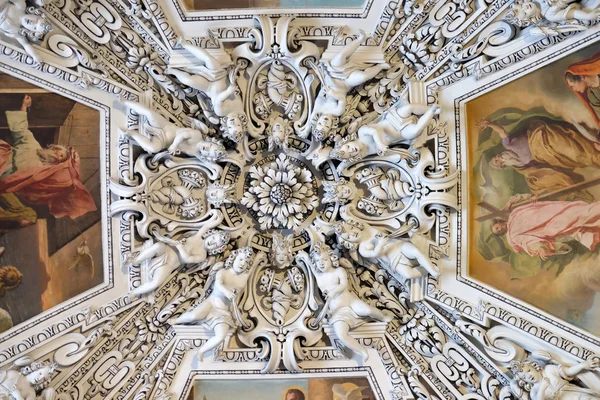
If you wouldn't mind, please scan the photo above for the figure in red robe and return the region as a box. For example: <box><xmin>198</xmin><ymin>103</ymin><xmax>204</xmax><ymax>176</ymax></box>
<box><xmin>565</xmin><ymin>51</ymin><xmax>600</xmax><ymax>128</ymax></box>
<box><xmin>0</xmin><ymin>145</ymin><xmax>96</xmax><ymax>219</ymax></box>
<box><xmin>0</xmin><ymin>95</ymin><xmax>96</xmax><ymax>222</ymax></box>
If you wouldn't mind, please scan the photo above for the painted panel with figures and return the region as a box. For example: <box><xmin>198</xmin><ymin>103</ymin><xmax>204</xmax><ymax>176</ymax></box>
<box><xmin>467</xmin><ymin>43</ymin><xmax>600</xmax><ymax>335</ymax></box>
<box><xmin>0</xmin><ymin>73</ymin><xmax>103</xmax><ymax>334</ymax></box>
<box><xmin>182</xmin><ymin>0</ymin><xmax>366</xmax><ymax>10</ymax></box>
<box><xmin>188</xmin><ymin>377</ymin><xmax>377</xmax><ymax>400</ymax></box>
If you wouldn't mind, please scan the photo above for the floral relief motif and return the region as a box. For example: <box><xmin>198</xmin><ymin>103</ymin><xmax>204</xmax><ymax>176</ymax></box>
<box><xmin>242</xmin><ymin>154</ymin><xmax>318</xmax><ymax>230</ymax></box>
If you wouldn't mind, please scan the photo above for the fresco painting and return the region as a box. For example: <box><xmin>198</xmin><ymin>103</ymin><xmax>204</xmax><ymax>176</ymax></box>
<box><xmin>0</xmin><ymin>72</ymin><xmax>103</xmax><ymax>334</ymax></box>
<box><xmin>467</xmin><ymin>43</ymin><xmax>600</xmax><ymax>335</ymax></box>
<box><xmin>182</xmin><ymin>0</ymin><xmax>366</xmax><ymax>11</ymax></box>
<box><xmin>188</xmin><ymin>377</ymin><xmax>376</xmax><ymax>400</ymax></box>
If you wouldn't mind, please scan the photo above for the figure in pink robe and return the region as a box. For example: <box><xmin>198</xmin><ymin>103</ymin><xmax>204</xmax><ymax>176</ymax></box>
<box><xmin>492</xmin><ymin>200</ymin><xmax>600</xmax><ymax>259</ymax></box>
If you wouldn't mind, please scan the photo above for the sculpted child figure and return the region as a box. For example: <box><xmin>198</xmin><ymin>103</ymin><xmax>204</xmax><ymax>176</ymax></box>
<box><xmin>297</xmin><ymin>242</ymin><xmax>392</xmax><ymax>361</ymax></box>
<box><xmin>300</xmin><ymin>29</ymin><xmax>390</xmax><ymax>141</ymax></box>
<box><xmin>120</xmin><ymin>100</ymin><xmax>225</xmax><ymax>162</ymax></box>
<box><xmin>169</xmin><ymin>247</ymin><xmax>265</xmax><ymax>360</ymax></box>
<box><xmin>330</xmin><ymin>102</ymin><xmax>440</xmax><ymax>162</ymax></box>
<box><xmin>166</xmin><ymin>41</ymin><xmax>248</xmax><ymax>143</ymax></box>
<box><xmin>508</xmin><ymin>357</ymin><xmax>600</xmax><ymax>399</ymax></box>
<box><xmin>0</xmin><ymin>0</ymin><xmax>51</xmax><ymax>64</ymax></box>
<box><xmin>125</xmin><ymin>210</ymin><xmax>228</xmax><ymax>297</ymax></box>
<box><xmin>509</xmin><ymin>0</ymin><xmax>600</xmax><ymax>26</ymax></box>
<box><xmin>334</xmin><ymin>207</ymin><xmax>439</xmax><ymax>280</ymax></box>
<box><xmin>0</xmin><ymin>356</ymin><xmax>56</xmax><ymax>400</ymax></box>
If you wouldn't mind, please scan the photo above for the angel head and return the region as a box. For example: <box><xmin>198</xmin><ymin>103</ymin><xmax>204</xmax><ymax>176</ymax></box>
<box><xmin>311</xmin><ymin>113</ymin><xmax>339</xmax><ymax>141</ymax></box>
<box><xmin>322</xmin><ymin>179</ymin><xmax>357</xmax><ymax>205</ymax></box>
<box><xmin>225</xmin><ymin>247</ymin><xmax>254</xmax><ymax>274</ymax></box>
<box><xmin>510</xmin><ymin>358</ymin><xmax>544</xmax><ymax>389</ymax></box>
<box><xmin>20</xmin><ymin>361</ymin><xmax>57</xmax><ymax>392</ymax></box>
<box><xmin>206</xmin><ymin>183</ymin><xmax>235</xmax><ymax>207</ymax></box>
<box><xmin>220</xmin><ymin>111</ymin><xmax>248</xmax><ymax>143</ymax></box>
<box><xmin>329</xmin><ymin>134</ymin><xmax>366</xmax><ymax>163</ymax></box>
<box><xmin>506</xmin><ymin>0</ymin><xmax>543</xmax><ymax>27</ymax></box>
<box><xmin>202</xmin><ymin>229</ymin><xmax>231</xmax><ymax>255</ymax></box>
<box><xmin>267</xmin><ymin>116</ymin><xmax>293</xmax><ymax>152</ymax></box>
<box><xmin>310</xmin><ymin>242</ymin><xmax>340</xmax><ymax>272</ymax></box>
<box><xmin>334</xmin><ymin>219</ymin><xmax>365</xmax><ymax>249</ymax></box>
<box><xmin>196</xmin><ymin>138</ymin><xmax>226</xmax><ymax>162</ymax></box>
<box><xmin>270</xmin><ymin>232</ymin><xmax>294</xmax><ymax>269</ymax></box>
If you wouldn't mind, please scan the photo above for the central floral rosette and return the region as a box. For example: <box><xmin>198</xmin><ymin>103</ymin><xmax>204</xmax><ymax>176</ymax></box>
<box><xmin>242</xmin><ymin>153</ymin><xmax>318</xmax><ymax>230</ymax></box>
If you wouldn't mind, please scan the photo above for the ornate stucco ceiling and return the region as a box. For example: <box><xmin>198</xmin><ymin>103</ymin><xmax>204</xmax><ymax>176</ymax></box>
<box><xmin>0</xmin><ymin>1</ymin><xmax>598</xmax><ymax>399</ymax></box>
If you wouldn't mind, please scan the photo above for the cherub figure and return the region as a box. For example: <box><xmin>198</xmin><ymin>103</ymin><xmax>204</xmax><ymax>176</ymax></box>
<box><xmin>0</xmin><ymin>356</ymin><xmax>57</xmax><ymax>400</ymax></box>
<box><xmin>508</xmin><ymin>357</ymin><xmax>600</xmax><ymax>399</ymax></box>
<box><xmin>169</xmin><ymin>247</ymin><xmax>266</xmax><ymax>361</ymax></box>
<box><xmin>125</xmin><ymin>210</ymin><xmax>228</xmax><ymax>297</ymax></box>
<box><xmin>322</xmin><ymin>179</ymin><xmax>357</xmax><ymax>205</ymax></box>
<box><xmin>267</xmin><ymin>115</ymin><xmax>294</xmax><ymax>153</ymax></box>
<box><xmin>330</xmin><ymin>102</ymin><xmax>440</xmax><ymax>162</ymax></box>
<box><xmin>205</xmin><ymin>182</ymin><xmax>236</xmax><ymax>207</ymax></box>
<box><xmin>166</xmin><ymin>41</ymin><xmax>248</xmax><ymax>143</ymax></box>
<box><xmin>334</xmin><ymin>208</ymin><xmax>439</xmax><ymax>280</ymax></box>
<box><xmin>0</xmin><ymin>0</ymin><xmax>51</xmax><ymax>64</ymax></box>
<box><xmin>120</xmin><ymin>100</ymin><xmax>225</xmax><ymax>162</ymax></box>
<box><xmin>296</xmin><ymin>242</ymin><xmax>392</xmax><ymax>361</ymax></box>
<box><xmin>507</xmin><ymin>0</ymin><xmax>600</xmax><ymax>26</ymax></box>
<box><xmin>300</xmin><ymin>30</ymin><xmax>390</xmax><ymax>141</ymax></box>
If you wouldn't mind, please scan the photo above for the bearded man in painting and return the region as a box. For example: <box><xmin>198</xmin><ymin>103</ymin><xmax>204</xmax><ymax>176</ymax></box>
<box><xmin>0</xmin><ymin>95</ymin><xmax>95</xmax><ymax>228</ymax></box>
<box><xmin>565</xmin><ymin>51</ymin><xmax>600</xmax><ymax>129</ymax></box>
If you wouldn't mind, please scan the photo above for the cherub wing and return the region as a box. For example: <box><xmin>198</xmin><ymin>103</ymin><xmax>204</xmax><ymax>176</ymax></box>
<box><xmin>347</xmin><ymin>110</ymin><xmax>380</xmax><ymax>135</ymax></box>
<box><xmin>39</xmin><ymin>387</ymin><xmax>57</xmax><ymax>400</ymax></box>
<box><xmin>197</xmin><ymin>96</ymin><xmax>221</xmax><ymax>125</ymax></box>
<box><xmin>202</xmin><ymin>261</ymin><xmax>225</xmax><ymax>292</ymax></box>
<box><xmin>252</xmin><ymin>251</ymin><xmax>267</xmax><ymax>269</ymax></box>
<box><xmin>339</xmin><ymin>257</ymin><xmax>362</xmax><ymax>294</ymax></box>
<box><xmin>339</xmin><ymin>94</ymin><xmax>362</xmax><ymax>125</ymax></box>
<box><xmin>411</xmin><ymin>120</ymin><xmax>433</xmax><ymax>150</ymax></box>
<box><xmin>188</xmin><ymin>116</ymin><xmax>210</xmax><ymax>134</ymax></box>
<box><xmin>408</xmin><ymin>232</ymin><xmax>448</xmax><ymax>261</ymax></box>
<box><xmin>528</xmin><ymin>24</ymin><xmax>587</xmax><ymax>38</ymax></box>
<box><xmin>295</xmin><ymin>251</ymin><xmax>314</xmax><ymax>275</ymax></box>
<box><xmin>13</xmin><ymin>356</ymin><xmax>33</xmax><ymax>368</ymax></box>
